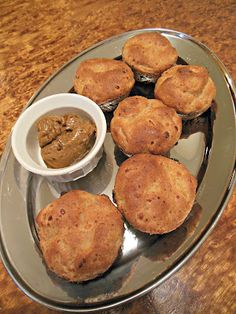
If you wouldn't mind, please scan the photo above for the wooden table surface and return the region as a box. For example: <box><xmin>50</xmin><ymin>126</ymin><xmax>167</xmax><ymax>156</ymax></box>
<box><xmin>0</xmin><ymin>0</ymin><xmax>235</xmax><ymax>313</ymax></box>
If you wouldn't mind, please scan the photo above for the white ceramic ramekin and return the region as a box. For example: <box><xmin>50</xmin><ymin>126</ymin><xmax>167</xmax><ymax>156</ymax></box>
<box><xmin>11</xmin><ymin>93</ymin><xmax>107</xmax><ymax>182</ymax></box>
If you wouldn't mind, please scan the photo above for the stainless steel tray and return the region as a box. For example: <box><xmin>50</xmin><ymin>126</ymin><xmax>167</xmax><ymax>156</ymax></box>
<box><xmin>0</xmin><ymin>28</ymin><xmax>235</xmax><ymax>312</ymax></box>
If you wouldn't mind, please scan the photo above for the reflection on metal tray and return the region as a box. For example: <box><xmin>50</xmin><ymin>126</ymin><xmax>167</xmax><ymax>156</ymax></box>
<box><xmin>0</xmin><ymin>28</ymin><xmax>235</xmax><ymax>312</ymax></box>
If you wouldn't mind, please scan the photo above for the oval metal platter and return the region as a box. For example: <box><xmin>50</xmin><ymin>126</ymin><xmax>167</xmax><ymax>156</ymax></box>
<box><xmin>0</xmin><ymin>29</ymin><xmax>235</xmax><ymax>312</ymax></box>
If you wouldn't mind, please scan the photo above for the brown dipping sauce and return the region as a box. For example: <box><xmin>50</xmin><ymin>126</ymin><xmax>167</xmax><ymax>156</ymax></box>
<box><xmin>36</xmin><ymin>114</ymin><xmax>96</xmax><ymax>168</ymax></box>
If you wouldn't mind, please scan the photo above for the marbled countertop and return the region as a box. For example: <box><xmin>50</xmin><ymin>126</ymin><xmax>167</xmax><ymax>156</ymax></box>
<box><xmin>0</xmin><ymin>0</ymin><xmax>235</xmax><ymax>313</ymax></box>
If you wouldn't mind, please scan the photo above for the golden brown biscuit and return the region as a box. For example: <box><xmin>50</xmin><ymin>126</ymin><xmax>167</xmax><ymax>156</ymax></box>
<box><xmin>114</xmin><ymin>154</ymin><xmax>197</xmax><ymax>234</ymax></box>
<box><xmin>36</xmin><ymin>190</ymin><xmax>124</xmax><ymax>282</ymax></box>
<box><xmin>154</xmin><ymin>65</ymin><xmax>216</xmax><ymax>118</ymax></box>
<box><xmin>110</xmin><ymin>96</ymin><xmax>182</xmax><ymax>155</ymax></box>
<box><xmin>122</xmin><ymin>32</ymin><xmax>178</xmax><ymax>83</ymax></box>
<box><xmin>74</xmin><ymin>58</ymin><xmax>135</xmax><ymax>111</ymax></box>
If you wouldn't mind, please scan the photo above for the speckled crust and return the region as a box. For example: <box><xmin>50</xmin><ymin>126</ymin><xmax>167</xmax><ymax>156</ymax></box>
<box><xmin>36</xmin><ymin>190</ymin><xmax>124</xmax><ymax>282</ymax></box>
<box><xmin>74</xmin><ymin>58</ymin><xmax>135</xmax><ymax>106</ymax></box>
<box><xmin>110</xmin><ymin>96</ymin><xmax>182</xmax><ymax>155</ymax></box>
<box><xmin>1</xmin><ymin>1</ymin><xmax>236</xmax><ymax>312</ymax></box>
<box><xmin>122</xmin><ymin>32</ymin><xmax>178</xmax><ymax>80</ymax></box>
<box><xmin>114</xmin><ymin>154</ymin><xmax>197</xmax><ymax>234</ymax></box>
<box><xmin>154</xmin><ymin>65</ymin><xmax>216</xmax><ymax>115</ymax></box>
